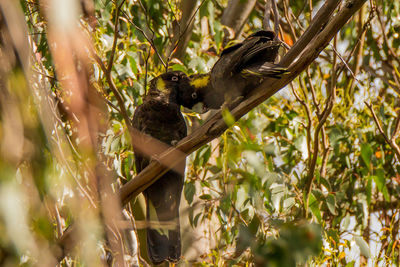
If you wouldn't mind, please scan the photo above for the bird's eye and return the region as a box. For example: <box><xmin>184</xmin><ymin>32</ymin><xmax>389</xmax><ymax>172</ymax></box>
<box><xmin>171</xmin><ymin>76</ymin><xmax>179</xmax><ymax>81</ymax></box>
<box><xmin>191</xmin><ymin>92</ymin><xmax>197</xmax><ymax>99</ymax></box>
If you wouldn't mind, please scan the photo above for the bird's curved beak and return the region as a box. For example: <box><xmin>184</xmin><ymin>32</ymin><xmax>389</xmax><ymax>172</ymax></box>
<box><xmin>191</xmin><ymin>102</ymin><xmax>209</xmax><ymax>114</ymax></box>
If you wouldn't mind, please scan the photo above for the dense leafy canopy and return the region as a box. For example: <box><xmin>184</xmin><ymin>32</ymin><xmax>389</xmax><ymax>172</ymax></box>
<box><xmin>0</xmin><ymin>0</ymin><xmax>398</xmax><ymax>266</ymax></box>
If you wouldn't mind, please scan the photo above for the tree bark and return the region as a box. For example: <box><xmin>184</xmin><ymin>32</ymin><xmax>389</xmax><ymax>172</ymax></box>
<box><xmin>59</xmin><ymin>0</ymin><xmax>369</xmax><ymax>257</ymax></box>
<box><xmin>167</xmin><ymin>0</ymin><xmax>198</xmax><ymax>61</ymax></box>
<box><xmin>221</xmin><ymin>0</ymin><xmax>257</xmax><ymax>40</ymax></box>
<box><xmin>119</xmin><ymin>0</ymin><xmax>368</xmax><ymax>205</ymax></box>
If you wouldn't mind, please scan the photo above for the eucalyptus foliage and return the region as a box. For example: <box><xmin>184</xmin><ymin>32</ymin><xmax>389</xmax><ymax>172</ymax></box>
<box><xmin>0</xmin><ymin>0</ymin><xmax>398</xmax><ymax>266</ymax></box>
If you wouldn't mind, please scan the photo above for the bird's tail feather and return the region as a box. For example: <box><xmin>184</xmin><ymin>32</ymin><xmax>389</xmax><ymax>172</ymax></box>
<box><xmin>146</xmin><ymin>199</ymin><xmax>181</xmax><ymax>264</ymax></box>
<box><xmin>241</xmin><ymin>62</ymin><xmax>289</xmax><ymax>78</ymax></box>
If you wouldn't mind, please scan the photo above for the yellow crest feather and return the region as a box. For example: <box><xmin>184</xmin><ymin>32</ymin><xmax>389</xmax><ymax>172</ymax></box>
<box><xmin>156</xmin><ymin>78</ymin><xmax>167</xmax><ymax>92</ymax></box>
<box><xmin>190</xmin><ymin>75</ymin><xmax>210</xmax><ymax>88</ymax></box>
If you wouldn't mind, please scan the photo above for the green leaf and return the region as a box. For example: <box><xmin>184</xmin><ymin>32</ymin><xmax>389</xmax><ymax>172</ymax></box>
<box><xmin>342</xmin><ymin>214</ymin><xmax>351</xmax><ymax>230</ymax></box>
<box><xmin>361</xmin><ymin>143</ymin><xmax>373</xmax><ymax>170</ymax></box>
<box><xmin>326</xmin><ymin>194</ymin><xmax>337</xmax><ymax>215</ymax></box>
<box><xmin>354</xmin><ymin>236</ymin><xmax>371</xmax><ymax>258</ymax></box>
<box><xmin>309</xmin><ymin>193</ymin><xmax>322</xmax><ymax>222</ymax></box>
<box><xmin>184</xmin><ymin>182</ymin><xmax>196</xmax><ymax>204</ymax></box>
<box><xmin>319</xmin><ymin>176</ymin><xmax>332</xmax><ymax>192</ymax></box>
<box><xmin>207</xmin><ymin>165</ymin><xmax>221</xmax><ymax>174</ymax></box>
<box><xmin>128</xmin><ymin>54</ymin><xmax>138</xmax><ymax>74</ymax></box>
<box><xmin>199</xmin><ymin>194</ymin><xmax>212</xmax><ymax>200</ymax></box>
<box><xmin>169</xmin><ymin>64</ymin><xmax>187</xmax><ymax>73</ymax></box>
<box><xmin>222</xmin><ymin>108</ymin><xmax>236</xmax><ymax>127</ymax></box>
<box><xmin>372</xmin><ymin>169</ymin><xmax>390</xmax><ymax>202</ymax></box>
<box><xmin>366</xmin><ymin>176</ymin><xmax>372</xmax><ymax>205</ymax></box>
<box><xmin>193</xmin><ymin>212</ymin><xmax>202</xmax><ymax>227</ymax></box>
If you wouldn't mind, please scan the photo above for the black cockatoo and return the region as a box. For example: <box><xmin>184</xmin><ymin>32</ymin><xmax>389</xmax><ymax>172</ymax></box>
<box><xmin>189</xmin><ymin>30</ymin><xmax>288</xmax><ymax>110</ymax></box>
<box><xmin>132</xmin><ymin>71</ymin><xmax>199</xmax><ymax>264</ymax></box>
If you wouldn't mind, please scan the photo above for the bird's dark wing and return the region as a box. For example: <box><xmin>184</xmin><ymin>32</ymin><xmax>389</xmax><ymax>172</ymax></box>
<box><xmin>237</xmin><ymin>40</ymin><xmax>281</xmax><ymax>72</ymax></box>
<box><xmin>132</xmin><ymin>100</ymin><xmax>186</xmax><ymax>264</ymax></box>
<box><xmin>241</xmin><ymin>62</ymin><xmax>288</xmax><ymax>78</ymax></box>
<box><xmin>247</xmin><ymin>30</ymin><xmax>275</xmax><ymax>39</ymax></box>
<box><xmin>213</xmin><ymin>37</ymin><xmax>260</xmax><ymax>77</ymax></box>
<box><xmin>220</xmin><ymin>30</ymin><xmax>274</xmax><ymax>57</ymax></box>
<box><xmin>214</xmin><ymin>31</ymin><xmax>278</xmax><ymax>76</ymax></box>
<box><xmin>132</xmin><ymin>104</ymin><xmax>149</xmax><ymax>173</ymax></box>
<box><xmin>220</xmin><ymin>42</ymin><xmax>243</xmax><ymax>56</ymax></box>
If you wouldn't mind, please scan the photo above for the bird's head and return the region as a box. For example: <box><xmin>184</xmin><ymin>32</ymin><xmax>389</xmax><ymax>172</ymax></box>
<box><xmin>187</xmin><ymin>73</ymin><xmax>223</xmax><ymax>111</ymax></box>
<box><xmin>148</xmin><ymin>71</ymin><xmax>189</xmax><ymax>104</ymax></box>
<box><xmin>178</xmin><ymin>73</ymin><xmax>212</xmax><ymax>114</ymax></box>
<box><xmin>148</xmin><ymin>71</ymin><xmax>210</xmax><ymax>113</ymax></box>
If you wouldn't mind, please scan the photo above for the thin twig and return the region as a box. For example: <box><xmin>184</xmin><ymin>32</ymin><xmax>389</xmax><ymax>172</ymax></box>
<box><xmin>263</xmin><ymin>0</ymin><xmax>272</xmax><ymax>31</ymax></box>
<box><xmin>392</xmin><ymin>112</ymin><xmax>400</xmax><ymax>140</ymax></box>
<box><xmin>330</xmin><ymin>44</ymin><xmax>364</xmax><ymax>87</ymax></box>
<box><xmin>92</xmin><ymin>50</ymin><xmax>132</xmax><ymax>129</ymax></box>
<box><xmin>107</xmin><ymin>0</ymin><xmax>125</xmax><ymax>74</ymax></box>
<box><xmin>118</xmin><ymin>0</ymin><xmax>368</xmax><ymax>204</ymax></box>
<box><xmin>375</xmin><ymin>4</ymin><xmax>400</xmax><ymax>66</ymax></box>
<box><xmin>282</xmin><ymin>0</ymin><xmax>298</xmax><ymax>42</ymax></box>
<box><xmin>362</xmin><ymin>64</ymin><xmax>400</xmax><ymax>96</ymax></box>
<box><xmin>291</xmin><ymin>80</ymin><xmax>312</xmax><ymax>164</ymax></box>
<box><xmin>105</xmin><ymin>98</ymin><xmax>122</xmax><ymax>113</ymax></box>
<box><xmin>144</xmin><ymin>45</ymin><xmax>151</xmax><ymax>95</ymax></box>
<box><xmin>304</xmin><ymin>34</ymin><xmax>338</xmax><ymax>218</ymax></box>
<box><xmin>336</xmin><ymin>8</ymin><xmax>375</xmax><ymax>78</ymax></box>
<box><xmin>365</xmin><ymin>103</ymin><xmax>391</xmax><ymax>144</ymax></box>
<box><xmin>167</xmin><ymin>0</ymin><xmax>179</xmax><ymax>26</ymax></box>
<box><xmin>271</xmin><ymin>0</ymin><xmax>280</xmax><ymax>38</ymax></box>
<box><xmin>306</xmin><ymin>68</ymin><xmax>321</xmax><ymax>113</ymax></box>
<box><xmin>320</xmin><ymin>127</ymin><xmax>331</xmax><ymax>177</ymax></box>
<box><xmin>365</xmin><ymin>102</ymin><xmax>400</xmax><ymax>161</ymax></box>
<box><xmin>119</xmin><ymin>6</ymin><xmax>166</xmax><ymax>68</ymax></box>
<box><xmin>166</xmin><ymin>0</ymin><xmax>206</xmax><ymax>66</ymax></box>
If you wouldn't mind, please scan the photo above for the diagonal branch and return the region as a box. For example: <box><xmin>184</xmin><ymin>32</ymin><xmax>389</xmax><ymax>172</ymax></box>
<box><xmin>89</xmin><ymin>3</ymin><xmax>187</xmax><ymax>175</ymax></box>
<box><xmin>166</xmin><ymin>0</ymin><xmax>205</xmax><ymax>62</ymax></box>
<box><xmin>58</xmin><ymin>0</ymin><xmax>368</xmax><ymax>257</ymax></box>
<box><xmin>93</xmin><ymin>49</ymin><xmax>186</xmax><ymax>174</ymax></box>
<box><xmin>119</xmin><ymin>0</ymin><xmax>368</xmax><ymax>204</ymax></box>
<box><xmin>280</xmin><ymin>0</ymin><xmax>341</xmax><ymax>67</ymax></box>
<box><xmin>365</xmin><ymin>102</ymin><xmax>400</xmax><ymax>162</ymax></box>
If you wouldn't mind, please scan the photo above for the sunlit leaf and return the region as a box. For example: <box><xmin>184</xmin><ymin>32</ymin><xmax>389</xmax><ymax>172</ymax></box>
<box><xmin>354</xmin><ymin>236</ymin><xmax>371</xmax><ymax>258</ymax></box>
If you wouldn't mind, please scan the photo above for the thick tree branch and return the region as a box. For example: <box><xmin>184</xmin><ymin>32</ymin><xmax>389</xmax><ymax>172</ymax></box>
<box><xmin>280</xmin><ymin>0</ymin><xmax>341</xmax><ymax>67</ymax></box>
<box><xmin>58</xmin><ymin>0</ymin><xmax>368</xmax><ymax>256</ymax></box>
<box><xmin>263</xmin><ymin>0</ymin><xmax>280</xmax><ymax>36</ymax></box>
<box><xmin>166</xmin><ymin>0</ymin><xmax>200</xmax><ymax>61</ymax></box>
<box><xmin>263</xmin><ymin>0</ymin><xmax>272</xmax><ymax>31</ymax></box>
<box><xmin>92</xmin><ymin>51</ymin><xmax>187</xmax><ymax>175</ymax></box>
<box><xmin>119</xmin><ymin>0</ymin><xmax>368</xmax><ymax>204</ymax></box>
<box><xmin>271</xmin><ymin>0</ymin><xmax>279</xmax><ymax>37</ymax></box>
<box><xmin>221</xmin><ymin>0</ymin><xmax>257</xmax><ymax>40</ymax></box>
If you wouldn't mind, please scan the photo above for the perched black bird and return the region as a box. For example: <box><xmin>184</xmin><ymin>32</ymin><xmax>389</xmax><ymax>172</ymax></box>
<box><xmin>189</xmin><ymin>30</ymin><xmax>288</xmax><ymax>110</ymax></box>
<box><xmin>132</xmin><ymin>71</ymin><xmax>199</xmax><ymax>264</ymax></box>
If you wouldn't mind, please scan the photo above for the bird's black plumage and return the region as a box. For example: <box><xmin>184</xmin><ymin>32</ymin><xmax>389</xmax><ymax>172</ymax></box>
<box><xmin>190</xmin><ymin>30</ymin><xmax>287</xmax><ymax>110</ymax></box>
<box><xmin>132</xmin><ymin>71</ymin><xmax>199</xmax><ymax>264</ymax></box>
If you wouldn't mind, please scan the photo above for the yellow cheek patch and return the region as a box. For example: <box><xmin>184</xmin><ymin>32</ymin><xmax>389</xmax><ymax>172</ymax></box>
<box><xmin>157</xmin><ymin>78</ymin><xmax>167</xmax><ymax>92</ymax></box>
<box><xmin>190</xmin><ymin>75</ymin><xmax>210</xmax><ymax>88</ymax></box>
